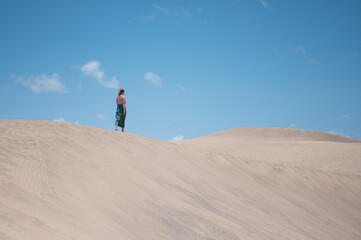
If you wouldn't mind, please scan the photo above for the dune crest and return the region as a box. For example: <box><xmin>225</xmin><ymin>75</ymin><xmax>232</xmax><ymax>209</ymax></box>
<box><xmin>1</xmin><ymin>119</ymin><xmax>361</xmax><ymax>240</ymax></box>
<box><xmin>179</xmin><ymin>128</ymin><xmax>361</xmax><ymax>176</ymax></box>
<box><xmin>199</xmin><ymin>127</ymin><xmax>361</xmax><ymax>143</ymax></box>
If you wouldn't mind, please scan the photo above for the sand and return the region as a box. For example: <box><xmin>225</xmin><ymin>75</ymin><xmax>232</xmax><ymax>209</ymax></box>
<box><xmin>0</xmin><ymin>119</ymin><xmax>360</xmax><ymax>240</ymax></box>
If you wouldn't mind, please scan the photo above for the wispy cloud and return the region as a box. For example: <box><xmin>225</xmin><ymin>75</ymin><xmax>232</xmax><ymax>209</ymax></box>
<box><xmin>96</xmin><ymin>113</ymin><xmax>105</xmax><ymax>119</ymax></box>
<box><xmin>288</xmin><ymin>45</ymin><xmax>306</xmax><ymax>54</ymax></box>
<box><xmin>328</xmin><ymin>130</ymin><xmax>350</xmax><ymax>138</ymax></box>
<box><xmin>288</xmin><ymin>46</ymin><xmax>319</xmax><ymax>65</ymax></box>
<box><xmin>53</xmin><ymin>117</ymin><xmax>66</xmax><ymax>122</ymax></box>
<box><xmin>337</xmin><ymin>114</ymin><xmax>350</xmax><ymax>119</ymax></box>
<box><xmin>154</xmin><ymin>4</ymin><xmax>168</xmax><ymax>13</ymax></box>
<box><xmin>259</xmin><ymin>0</ymin><xmax>272</xmax><ymax>10</ymax></box>
<box><xmin>169</xmin><ymin>135</ymin><xmax>184</xmax><ymax>142</ymax></box>
<box><xmin>14</xmin><ymin>73</ymin><xmax>68</xmax><ymax>94</ymax></box>
<box><xmin>81</xmin><ymin>61</ymin><xmax>119</xmax><ymax>89</ymax></box>
<box><xmin>176</xmin><ymin>84</ymin><xmax>186</xmax><ymax>92</ymax></box>
<box><xmin>144</xmin><ymin>72</ymin><xmax>163</xmax><ymax>87</ymax></box>
<box><xmin>54</xmin><ymin>118</ymin><xmax>79</xmax><ymax>125</ymax></box>
<box><xmin>136</xmin><ymin>4</ymin><xmax>168</xmax><ymax>20</ymax></box>
<box><xmin>288</xmin><ymin>123</ymin><xmax>296</xmax><ymax>128</ymax></box>
<box><xmin>135</xmin><ymin>4</ymin><xmax>202</xmax><ymax>24</ymax></box>
<box><xmin>176</xmin><ymin>6</ymin><xmax>192</xmax><ymax>18</ymax></box>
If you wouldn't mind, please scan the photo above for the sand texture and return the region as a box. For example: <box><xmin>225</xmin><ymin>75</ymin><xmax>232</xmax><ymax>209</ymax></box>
<box><xmin>0</xmin><ymin>119</ymin><xmax>361</xmax><ymax>240</ymax></box>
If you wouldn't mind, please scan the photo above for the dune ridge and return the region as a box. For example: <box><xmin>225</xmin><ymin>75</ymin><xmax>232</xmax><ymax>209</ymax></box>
<box><xmin>179</xmin><ymin>128</ymin><xmax>361</xmax><ymax>176</ymax></box>
<box><xmin>0</xmin><ymin>119</ymin><xmax>361</xmax><ymax>240</ymax></box>
<box><xmin>201</xmin><ymin>127</ymin><xmax>361</xmax><ymax>143</ymax></box>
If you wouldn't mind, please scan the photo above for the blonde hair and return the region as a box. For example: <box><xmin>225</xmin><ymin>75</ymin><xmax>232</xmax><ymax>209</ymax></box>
<box><xmin>118</xmin><ymin>88</ymin><xmax>124</xmax><ymax>96</ymax></box>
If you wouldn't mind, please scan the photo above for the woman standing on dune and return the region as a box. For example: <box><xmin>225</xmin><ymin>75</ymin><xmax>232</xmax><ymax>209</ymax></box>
<box><xmin>115</xmin><ymin>88</ymin><xmax>126</xmax><ymax>132</ymax></box>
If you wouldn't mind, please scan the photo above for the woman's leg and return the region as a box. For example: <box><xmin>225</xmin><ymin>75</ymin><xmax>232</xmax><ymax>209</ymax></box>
<box><xmin>120</xmin><ymin>110</ymin><xmax>126</xmax><ymax>132</ymax></box>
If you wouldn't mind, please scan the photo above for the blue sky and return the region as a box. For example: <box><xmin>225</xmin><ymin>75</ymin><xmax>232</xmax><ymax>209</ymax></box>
<box><xmin>1</xmin><ymin>0</ymin><xmax>361</xmax><ymax>141</ymax></box>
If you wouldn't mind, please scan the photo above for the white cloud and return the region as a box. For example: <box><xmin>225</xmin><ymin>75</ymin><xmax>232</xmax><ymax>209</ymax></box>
<box><xmin>77</xmin><ymin>84</ymin><xmax>83</xmax><ymax>91</ymax></box>
<box><xmin>81</xmin><ymin>61</ymin><xmax>119</xmax><ymax>89</ymax></box>
<box><xmin>176</xmin><ymin>84</ymin><xmax>186</xmax><ymax>92</ymax></box>
<box><xmin>288</xmin><ymin>123</ymin><xmax>296</xmax><ymax>128</ymax></box>
<box><xmin>153</xmin><ymin>4</ymin><xmax>192</xmax><ymax>17</ymax></box>
<box><xmin>169</xmin><ymin>135</ymin><xmax>184</xmax><ymax>142</ymax></box>
<box><xmin>15</xmin><ymin>73</ymin><xmax>68</xmax><ymax>94</ymax></box>
<box><xmin>136</xmin><ymin>5</ymin><xmax>201</xmax><ymax>23</ymax></box>
<box><xmin>53</xmin><ymin>117</ymin><xmax>66</xmax><ymax>122</ymax></box>
<box><xmin>54</xmin><ymin>118</ymin><xmax>80</xmax><ymax>125</ymax></box>
<box><xmin>144</xmin><ymin>72</ymin><xmax>163</xmax><ymax>87</ymax></box>
<box><xmin>288</xmin><ymin>45</ymin><xmax>306</xmax><ymax>54</ymax></box>
<box><xmin>96</xmin><ymin>113</ymin><xmax>105</xmax><ymax>119</ymax></box>
<box><xmin>337</xmin><ymin>114</ymin><xmax>350</xmax><ymax>119</ymax></box>
<box><xmin>154</xmin><ymin>4</ymin><xmax>168</xmax><ymax>13</ymax></box>
<box><xmin>259</xmin><ymin>0</ymin><xmax>272</xmax><ymax>10</ymax></box>
<box><xmin>328</xmin><ymin>131</ymin><xmax>350</xmax><ymax>138</ymax></box>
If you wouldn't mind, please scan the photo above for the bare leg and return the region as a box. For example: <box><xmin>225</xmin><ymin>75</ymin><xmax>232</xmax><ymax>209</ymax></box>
<box><xmin>115</xmin><ymin>126</ymin><xmax>118</xmax><ymax>131</ymax></box>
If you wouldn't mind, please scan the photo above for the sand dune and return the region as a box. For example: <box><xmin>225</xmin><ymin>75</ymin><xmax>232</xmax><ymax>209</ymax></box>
<box><xmin>0</xmin><ymin>119</ymin><xmax>360</xmax><ymax>240</ymax></box>
<box><xmin>178</xmin><ymin>128</ymin><xmax>361</xmax><ymax>176</ymax></box>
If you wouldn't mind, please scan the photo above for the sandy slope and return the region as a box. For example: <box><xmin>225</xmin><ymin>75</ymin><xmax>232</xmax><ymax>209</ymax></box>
<box><xmin>178</xmin><ymin>128</ymin><xmax>361</xmax><ymax>176</ymax></box>
<box><xmin>0</xmin><ymin>119</ymin><xmax>360</xmax><ymax>240</ymax></box>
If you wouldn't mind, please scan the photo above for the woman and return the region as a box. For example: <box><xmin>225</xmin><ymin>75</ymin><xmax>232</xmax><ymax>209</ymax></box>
<box><xmin>115</xmin><ymin>88</ymin><xmax>126</xmax><ymax>132</ymax></box>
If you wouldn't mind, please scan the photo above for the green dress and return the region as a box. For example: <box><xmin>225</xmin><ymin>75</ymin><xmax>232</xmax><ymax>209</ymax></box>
<box><xmin>115</xmin><ymin>102</ymin><xmax>126</xmax><ymax>128</ymax></box>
